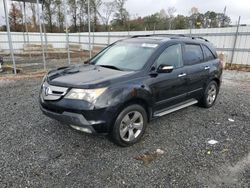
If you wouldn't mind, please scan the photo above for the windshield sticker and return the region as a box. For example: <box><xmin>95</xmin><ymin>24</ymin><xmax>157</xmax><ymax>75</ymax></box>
<box><xmin>141</xmin><ymin>43</ymin><xmax>158</xmax><ymax>48</ymax></box>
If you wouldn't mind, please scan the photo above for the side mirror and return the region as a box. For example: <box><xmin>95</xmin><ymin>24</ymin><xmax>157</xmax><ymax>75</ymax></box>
<box><xmin>157</xmin><ymin>64</ymin><xmax>174</xmax><ymax>73</ymax></box>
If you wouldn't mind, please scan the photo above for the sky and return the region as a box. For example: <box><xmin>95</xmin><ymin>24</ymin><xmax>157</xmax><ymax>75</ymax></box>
<box><xmin>0</xmin><ymin>0</ymin><xmax>250</xmax><ymax>26</ymax></box>
<box><xmin>125</xmin><ymin>0</ymin><xmax>250</xmax><ymax>25</ymax></box>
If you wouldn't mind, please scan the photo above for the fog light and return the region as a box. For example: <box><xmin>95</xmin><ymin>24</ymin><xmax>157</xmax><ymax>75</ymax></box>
<box><xmin>70</xmin><ymin>125</ymin><xmax>92</xmax><ymax>134</ymax></box>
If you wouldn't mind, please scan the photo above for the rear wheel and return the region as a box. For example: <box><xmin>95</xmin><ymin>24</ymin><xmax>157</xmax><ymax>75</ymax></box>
<box><xmin>111</xmin><ymin>104</ymin><xmax>147</xmax><ymax>147</ymax></box>
<box><xmin>199</xmin><ymin>81</ymin><xmax>219</xmax><ymax>108</ymax></box>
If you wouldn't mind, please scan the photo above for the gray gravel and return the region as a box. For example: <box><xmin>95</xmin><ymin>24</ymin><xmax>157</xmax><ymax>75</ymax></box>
<box><xmin>0</xmin><ymin>70</ymin><xmax>249</xmax><ymax>187</ymax></box>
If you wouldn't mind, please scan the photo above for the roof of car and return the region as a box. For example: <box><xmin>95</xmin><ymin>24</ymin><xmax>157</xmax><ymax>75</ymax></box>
<box><xmin>124</xmin><ymin>34</ymin><xmax>211</xmax><ymax>45</ymax></box>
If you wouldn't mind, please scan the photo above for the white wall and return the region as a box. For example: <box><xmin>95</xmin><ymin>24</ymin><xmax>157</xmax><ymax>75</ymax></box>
<box><xmin>0</xmin><ymin>25</ymin><xmax>250</xmax><ymax>65</ymax></box>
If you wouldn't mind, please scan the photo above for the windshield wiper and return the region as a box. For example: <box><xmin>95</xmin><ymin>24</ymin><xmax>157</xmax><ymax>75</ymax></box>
<box><xmin>99</xmin><ymin>65</ymin><xmax>122</xmax><ymax>71</ymax></box>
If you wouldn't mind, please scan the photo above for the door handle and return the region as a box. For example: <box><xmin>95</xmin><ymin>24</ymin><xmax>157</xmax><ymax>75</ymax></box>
<box><xmin>204</xmin><ymin>66</ymin><xmax>210</xmax><ymax>70</ymax></box>
<box><xmin>178</xmin><ymin>73</ymin><xmax>187</xmax><ymax>78</ymax></box>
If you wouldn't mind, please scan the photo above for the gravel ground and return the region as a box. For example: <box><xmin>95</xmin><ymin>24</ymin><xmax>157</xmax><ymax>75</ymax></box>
<box><xmin>0</xmin><ymin>70</ymin><xmax>249</xmax><ymax>187</ymax></box>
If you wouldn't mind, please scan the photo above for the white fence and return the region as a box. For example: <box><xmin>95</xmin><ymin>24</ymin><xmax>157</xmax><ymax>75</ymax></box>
<box><xmin>0</xmin><ymin>25</ymin><xmax>250</xmax><ymax>65</ymax></box>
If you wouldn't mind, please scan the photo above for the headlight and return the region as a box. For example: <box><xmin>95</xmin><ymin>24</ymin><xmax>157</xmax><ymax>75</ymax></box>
<box><xmin>64</xmin><ymin>88</ymin><xmax>107</xmax><ymax>102</ymax></box>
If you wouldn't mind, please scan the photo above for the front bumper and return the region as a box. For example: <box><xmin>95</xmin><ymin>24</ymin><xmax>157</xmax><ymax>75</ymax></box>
<box><xmin>40</xmin><ymin>105</ymin><xmax>98</xmax><ymax>133</ymax></box>
<box><xmin>39</xmin><ymin>82</ymin><xmax>121</xmax><ymax>133</ymax></box>
<box><xmin>39</xmin><ymin>97</ymin><xmax>117</xmax><ymax>134</ymax></box>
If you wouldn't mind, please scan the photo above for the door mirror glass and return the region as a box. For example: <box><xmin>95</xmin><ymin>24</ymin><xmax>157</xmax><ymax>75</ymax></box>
<box><xmin>157</xmin><ymin>64</ymin><xmax>174</xmax><ymax>73</ymax></box>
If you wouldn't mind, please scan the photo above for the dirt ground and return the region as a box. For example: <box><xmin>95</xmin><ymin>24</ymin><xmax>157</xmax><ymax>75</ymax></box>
<box><xmin>0</xmin><ymin>70</ymin><xmax>249</xmax><ymax>187</ymax></box>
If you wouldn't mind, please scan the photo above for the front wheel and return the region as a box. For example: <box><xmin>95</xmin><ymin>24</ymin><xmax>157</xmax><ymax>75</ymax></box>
<box><xmin>199</xmin><ymin>81</ymin><xmax>219</xmax><ymax>108</ymax></box>
<box><xmin>111</xmin><ymin>104</ymin><xmax>147</xmax><ymax>147</ymax></box>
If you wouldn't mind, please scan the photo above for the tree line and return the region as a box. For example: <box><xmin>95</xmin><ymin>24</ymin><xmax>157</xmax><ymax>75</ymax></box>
<box><xmin>0</xmin><ymin>0</ymin><xmax>231</xmax><ymax>32</ymax></box>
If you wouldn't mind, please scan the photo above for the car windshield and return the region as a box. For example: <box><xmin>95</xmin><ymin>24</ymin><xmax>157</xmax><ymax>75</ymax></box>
<box><xmin>90</xmin><ymin>42</ymin><xmax>158</xmax><ymax>71</ymax></box>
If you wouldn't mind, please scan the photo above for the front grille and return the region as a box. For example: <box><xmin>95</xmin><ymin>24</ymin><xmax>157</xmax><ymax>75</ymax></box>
<box><xmin>41</xmin><ymin>82</ymin><xmax>68</xmax><ymax>101</ymax></box>
<box><xmin>52</xmin><ymin>91</ymin><xmax>64</xmax><ymax>95</ymax></box>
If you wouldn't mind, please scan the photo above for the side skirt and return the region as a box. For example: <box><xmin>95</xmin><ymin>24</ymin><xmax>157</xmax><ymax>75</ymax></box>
<box><xmin>153</xmin><ymin>99</ymin><xmax>198</xmax><ymax>118</ymax></box>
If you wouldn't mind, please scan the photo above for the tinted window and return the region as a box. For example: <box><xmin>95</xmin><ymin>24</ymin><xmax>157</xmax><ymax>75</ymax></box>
<box><xmin>184</xmin><ymin>44</ymin><xmax>203</xmax><ymax>65</ymax></box>
<box><xmin>203</xmin><ymin>45</ymin><xmax>215</xmax><ymax>61</ymax></box>
<box><xmin>156</xmin><ymin>44</ymin><xmax>182</xmax><ymax>68</ymax></box>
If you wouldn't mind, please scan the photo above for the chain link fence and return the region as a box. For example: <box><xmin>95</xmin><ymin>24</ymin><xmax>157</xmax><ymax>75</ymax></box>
<box><xmin>1</xmin><ymin>25</ymin><xmax>250</xmax><ymax>75</ymax></box>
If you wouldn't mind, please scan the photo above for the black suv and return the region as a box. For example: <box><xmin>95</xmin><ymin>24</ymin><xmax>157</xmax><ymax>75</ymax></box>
<box><xmin>40</xmin><ymin>35</ymin><xmax>222</xmax><ymax>146</ymax></box>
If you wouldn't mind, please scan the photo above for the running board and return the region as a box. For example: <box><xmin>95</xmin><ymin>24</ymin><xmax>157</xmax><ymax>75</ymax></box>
<box><xmin>153</xmin><ymin>99</ymin><xmax>198</xmax><ymax>117</ymax></box>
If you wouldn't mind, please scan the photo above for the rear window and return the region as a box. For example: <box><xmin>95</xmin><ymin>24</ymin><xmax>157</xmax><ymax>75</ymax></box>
<box><xmin>202</xmin><ymin>45</ymin><xmax>215</xmax><ymax>61</ymax></box>
<box><xmin>183</xmin><ymin>44</ymin><xmax>204</xmax><ymax>65</ymax></box>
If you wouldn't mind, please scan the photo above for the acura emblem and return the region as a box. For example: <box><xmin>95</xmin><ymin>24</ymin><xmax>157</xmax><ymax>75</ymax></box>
<box><xmin>44</xmin><ymin>86</ymin><xmax>52</xmax><ymax>96</ymax></box>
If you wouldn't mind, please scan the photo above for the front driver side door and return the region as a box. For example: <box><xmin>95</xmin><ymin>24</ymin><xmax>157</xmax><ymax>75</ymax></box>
<box><xmin>149</xmin><ymin>43</ymin><xmax>188</xmax><ymax>111</ymax></box>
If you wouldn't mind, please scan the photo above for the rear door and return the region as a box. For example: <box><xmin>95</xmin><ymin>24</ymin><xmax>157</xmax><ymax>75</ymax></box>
<box><xmin>183</xmin><ymin>43</ymin><xmax>210</xmax><ymax>98</ymax></box>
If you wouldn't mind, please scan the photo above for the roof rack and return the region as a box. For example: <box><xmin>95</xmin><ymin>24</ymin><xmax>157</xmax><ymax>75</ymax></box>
<box><xmin>192</xmin><ymin>36</ymin><xmax>209</xmax><ymax>42</ymax></box>
<box><xmin>131</xmin><ymin>34</ymin><xmax>153</xmax><ymax>38</ymax></box>
<box><xmin>131</xmin><ymin>34</ymin><xmax>209</xmax><ymax>42</ymax></box>
<box><xmin>131</xmin><ymin>34</ymin><xmax>186</xmax><ymax>38</ymax></box>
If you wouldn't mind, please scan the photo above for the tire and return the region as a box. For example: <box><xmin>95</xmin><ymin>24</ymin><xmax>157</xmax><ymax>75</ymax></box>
<box><xmin>111</xmin><ymin>104</ymin><xmax>148</xmax><ymax>147</ymax></box>
<box><xmin>199</xmin><ymin>81</ymin><xmax>219</xmax><ymax>108</ymax></box>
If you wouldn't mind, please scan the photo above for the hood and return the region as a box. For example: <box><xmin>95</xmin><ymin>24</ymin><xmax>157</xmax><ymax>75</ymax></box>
<box><xmin>47</xmin><ymin>64</ymin><xmax>134</xmax><ymax>88</ymax></box>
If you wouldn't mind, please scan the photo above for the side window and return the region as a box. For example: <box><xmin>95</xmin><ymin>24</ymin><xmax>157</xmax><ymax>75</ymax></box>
<box><xmin>202</xmin><ymin>45</ymin><xmax>215</xmax><ymax>61</ymax></box>
<box><xmin>156</xmin><ymin>44</ymin><xmax>183</xmax><ymax>68</ymax></box>
<box><xmin>183</xmin><ymin>44</ymin><xmax>204</xmax><ymax>65</ymax></box>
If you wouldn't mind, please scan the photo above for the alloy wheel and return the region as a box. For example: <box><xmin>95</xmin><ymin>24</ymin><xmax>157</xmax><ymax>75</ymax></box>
<box><xmin>207</xmin><ymin>84</ymin><xmax>217</xmax><ymax>105</ymax></box>
<box><xmin>119</xmin><ymin>111</ymin><xmax>144</xmax><ymax>142</ymax></box>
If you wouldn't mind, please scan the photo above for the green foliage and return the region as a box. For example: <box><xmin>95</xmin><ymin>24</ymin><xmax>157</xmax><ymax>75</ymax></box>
<box><xmin>172</xmin><ymin>15</ymin><xmax>188</xmax><ymax>29</ymax></box>
<box><xmin>112</xmin><ymin>0</ymin><xmax>130</xmax><ymax>31</ymax></box>
<box><xmin>189</xmin><ymin>11</ymin><xmax>231</xmax><ymax>29</ymax></box>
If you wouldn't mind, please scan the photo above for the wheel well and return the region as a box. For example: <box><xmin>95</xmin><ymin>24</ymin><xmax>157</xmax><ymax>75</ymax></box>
<box><xmin>212</xmin><ymin>78</ymin><xmax>220</xmax><ymax>87</ymax></box>
<box><xmin>107</xmin><ymin>98</ymin><xmax>151</xmax><ymax>133</ymax></box>
<box><xmin>119</xmin><ymin>98</ymin><xmax>151</xmax><ymax>122</ymax></box>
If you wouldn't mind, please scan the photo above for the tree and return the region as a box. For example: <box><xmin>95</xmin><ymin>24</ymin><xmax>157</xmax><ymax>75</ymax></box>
<box><xmin>90</xmin><ymin>0</ymin><xmax>102</xmax><ymax>32</ymax></box>
<box><xmin>29</xmin><ymin>3</ymin><xmax>38</xmax><ymax>31</ymax></box>
<box><xmin>173</xmin><ymin>15</ymin><xmax>188</xmax><ymax>29</ymax></box>
<box><xmin>77</xmin><ymin>0</ymin><xmax>87</xmax><ymax>32</ymax></box>
<box><xmin>0</xmin><ymin>25</ymin><xmax>7</xmax><ymax>32</ymax></box>
<box><xmin>18</xmin><ymin>2</ymin><xmax>26</xmax><ymax>33</ymax></box>
<box><xmin>68</xmin><ymin>0</ymin><xmax>78</xmax><ymax>32</ymax></box>
<box><xmin>6</xmin><ymin>1</ymin><xmax>234</xmax><ymax>33</ymax></box>
<box><xmin>144</xmin><ymin>13</ymin><xmax>159</xmax><ymax>30</ymax></box>
<box><xmin>203</xmin><ymin>11</ymin><xmax>217</xmax><ymax>27</ymax></box>
<box><xmin>113</xmin><ymin>0</ymin><xmax>129</xmax><ymax>30</ymax></box>
<box><xmin>167</xmin><ymin>7</ymin><xmax>176</xmax><ymax>29</ymax></box>
<box><xmin>195</xmin><ymin>13</ymin><xmax>204</xmax><ymax>28</ymax></box>
<box><xmin>128</xmin><ymin>17</ymin><xmax>144</xmax><ymax>31</ymax></box>
<box><xmin>189</xmin><ymin>7</ymin><xmax>199</xmax><ymax>28</ymax></box>
<box><xmin>203</xmin><ymin>11</ymin><xmax>230</xmax><ymax>28</ymax></box>
<box><xmin>55</xmin><ymin>0</ymin><xmax>64</xmax><ymax>32</ymax></box>
<box><xmin>217</xmin><ymin>13</ymin><xmax>231</xmax><ymax>27</ymax></box>
<box><xmin>43</xmin><ymin>0</ymin><xmax>55</xmax><ymax>32</ymax></box>
<box><xmin>9</xmin><ymin>3</ymin><xmax>23</xmax><ymax>32</ymax></box>
<box><xmin>100</xmin><ymin>1</ymin><xmax>116</xmax><ymax>31</ymax></box>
